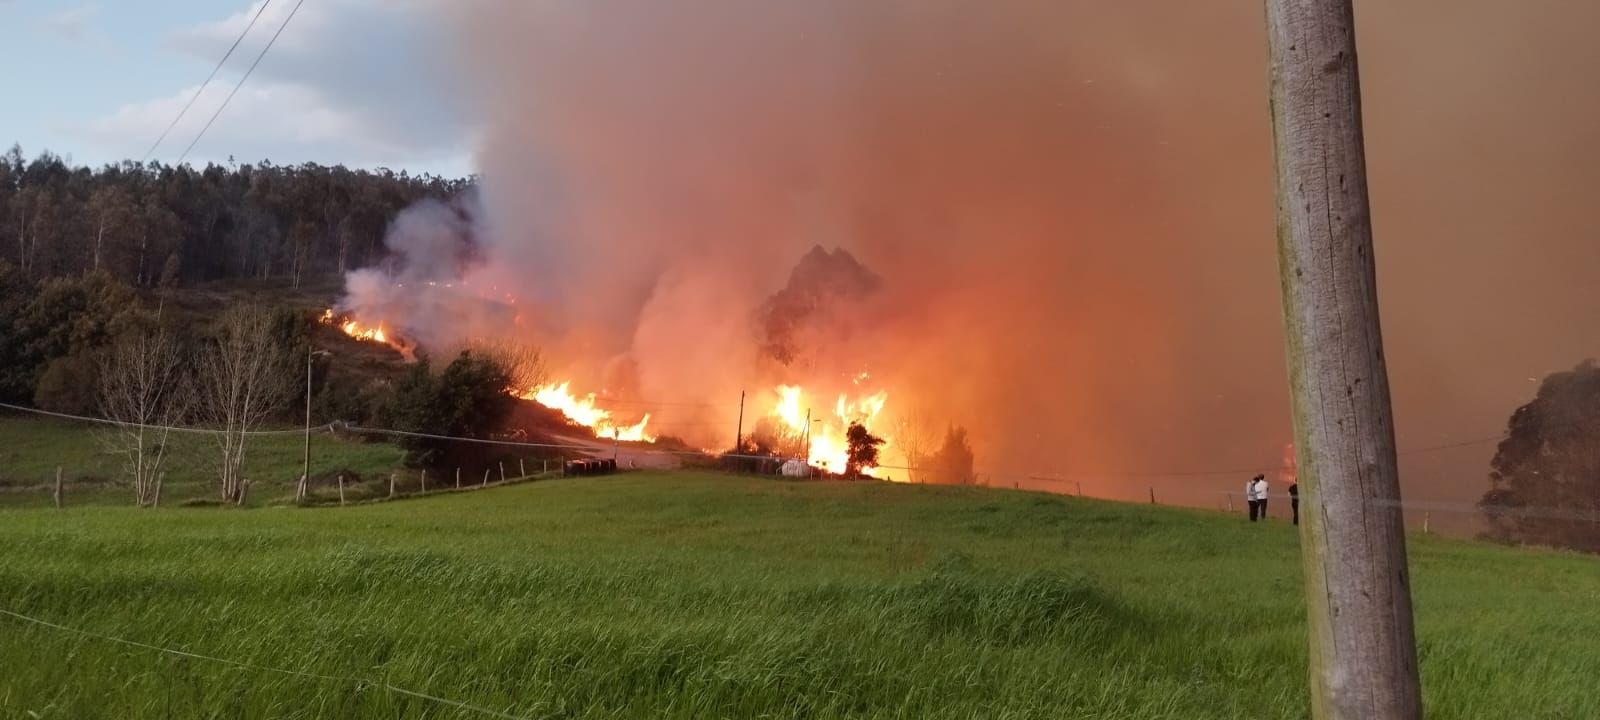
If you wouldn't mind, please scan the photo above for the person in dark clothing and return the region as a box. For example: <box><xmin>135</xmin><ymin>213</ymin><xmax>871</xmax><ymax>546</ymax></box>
<box><xmin>1289</xmin><ymin>481</ymin><xmax>1300</xmax><ymax>526</ymax></box>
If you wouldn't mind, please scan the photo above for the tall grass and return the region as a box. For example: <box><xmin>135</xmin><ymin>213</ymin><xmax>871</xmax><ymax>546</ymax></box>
<box><xmin>0</xmin><ymin>473</ymin><xmax>1595</xmax><ymax>718</ymax></box>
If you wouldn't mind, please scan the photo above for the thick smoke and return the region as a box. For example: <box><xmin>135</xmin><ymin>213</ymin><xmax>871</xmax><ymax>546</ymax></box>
<box><xmin>354</xmin><ymin>1</ymin><xmax>1598</xmax><ymax>513</ymax></box>
<box><xmin>339</xmin><ymin>192</ymin><xmax>519</xmax><ymax>354</ymax></box>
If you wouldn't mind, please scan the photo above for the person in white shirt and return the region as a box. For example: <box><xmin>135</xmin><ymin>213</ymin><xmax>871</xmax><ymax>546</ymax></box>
<box><xmin>1246</xmin><ymin>476</ymin><xmax>1261</xmax><ymax>521</ymax></box>
<box><xmin>1254</xmin><ymin>475</ymin><xmax>1270</xmax><ymax>520</ymax></box>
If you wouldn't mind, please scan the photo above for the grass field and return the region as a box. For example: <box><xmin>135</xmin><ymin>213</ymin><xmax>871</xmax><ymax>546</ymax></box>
<box><xmin>0</xmin><ymin>416</ymin><xmax>407</xmax><ymax>508</ymax></box>
<box><xmin>0</xmin><ymin>472</ymin><xmax>1595</xmax><ymax>719</ymax></box>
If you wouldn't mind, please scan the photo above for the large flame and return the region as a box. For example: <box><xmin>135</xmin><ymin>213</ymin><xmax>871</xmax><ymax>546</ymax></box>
<box><xmin>768</xmin><ymin>383</ymin><xmax>892</xmax><ymax>478</ymax></box>
<box><xmin>320</xmin><ymin>308</ymin><xmax>389</xmax><ymax>344</ymax></box>
<box><xmin>523</xmin><ymin>382</ymin><xmax>655</xmax><ymax>442</ymax></box>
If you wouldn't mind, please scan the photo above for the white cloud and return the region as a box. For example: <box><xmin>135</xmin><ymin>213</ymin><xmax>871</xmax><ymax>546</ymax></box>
<box><xmin>39</xmin><ymin>5</ymin><xmax>99</xmax><ymax>42</ymax></box>
<box><xmin>74</xmin><ymin>0</ymin><xmax>472</xmax><ymax>173</ymax></box>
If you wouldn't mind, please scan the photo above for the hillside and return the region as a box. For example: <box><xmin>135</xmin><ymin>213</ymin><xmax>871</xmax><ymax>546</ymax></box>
<box><xmin>0</xmin><ymin>473</ymin><xmax>1594</xmax><ymax>719</ymax></box>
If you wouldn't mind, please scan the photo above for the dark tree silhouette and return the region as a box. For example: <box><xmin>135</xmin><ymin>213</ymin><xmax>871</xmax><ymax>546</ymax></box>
<box><xmin>379</xmin><ymin>351</ymin><xmax>518</xmax><ymax>472</ymax></box>
<box><xmin>1481</xmin><ymin>361</ymin><xmax>1600</xmax><ymax>552</ymax></box>
<box><xmin>925</xmin><ymin>425</ymin><xmax>976</xmax><ymax>485</ymax></box>
<box><xmin>845</xmin><ymin>422</ymin><xmax>884</xmax><ymax>478</ymax></box>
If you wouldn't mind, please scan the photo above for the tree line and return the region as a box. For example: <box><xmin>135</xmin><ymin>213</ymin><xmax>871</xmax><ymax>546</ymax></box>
<box><xmin>0</xmin><ymin>260</ymin><xmax>546</xmax><ymax>504</ymax></box>
<box><xmin>0</xmin><ymin>145</ymin><xmax>468</xmax><ymax>288</ymax></box>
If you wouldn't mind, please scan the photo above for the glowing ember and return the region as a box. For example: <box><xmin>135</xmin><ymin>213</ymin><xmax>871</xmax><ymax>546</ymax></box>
<box><xmin>768</xmin><ymin>383</ymin><xmax>891</xmax><ymax>477</ymax></box>
<box><xmin>522</xmin><ymin>382</ymin><xmax>655</xmax><ymax>442</ymax></box>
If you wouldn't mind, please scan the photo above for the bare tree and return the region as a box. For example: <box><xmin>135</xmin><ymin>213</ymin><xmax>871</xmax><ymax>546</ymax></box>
<box><xmin>196</xmin><ymin>305</ymin><xmax>294</xmax><ymax>504</ymax></box>
<box><xmin>99</xmin><ymin>329</ymin><xmax>190</xmax><ymax>506</ymax></box>
<box><xmin>468</xmin><ymin>338</ymin><xmax>548</xmax><ymax>392</ymax></box>
<box><xmin>889</xmin><ymin>408</ymin><xmax>936</xmax><ymax>483</ymax></box>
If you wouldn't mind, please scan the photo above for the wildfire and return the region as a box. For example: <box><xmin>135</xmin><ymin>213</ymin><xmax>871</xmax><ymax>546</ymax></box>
<box><xmin>1279</xmin><ymin>442</ymin><xmax>1298</xmax><ymax>484</ymax></box>
<box><xmin>522</xmin><ymin>382</ymin><xmax>655</xmax><ymax>442</ymax></box>
<box><xmin>769</xmin><ymin>384</ymin><xmax>891</xmax><ymax>478</ymax></box>
<box><xmin>319</xmin><ymin>308</ymin><xmax>388</xmax><ymax>344</ymax></box>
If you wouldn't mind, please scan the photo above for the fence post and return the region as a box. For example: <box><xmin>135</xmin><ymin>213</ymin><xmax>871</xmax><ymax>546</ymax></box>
<box><xmin>520</xmin><ymin>459</ymin><xmax>526</xmax><ymax>478</ymax></box>
<box><xmin>1228</xmin><ymin>493</ymin><xmax>1235</xmax><ymax>512</ymax></box>
<box><xmin>421</xmin><ymin>469</ymin><xmax>428</xmax><ymax>494</ymax></box>
<box><xmin>1423</xmin><ymin>512</ymin><xmax>1430</xmax><ymax>535</ymax></box>
<box><xmin>338</xmin><ymin>474</ymin><xmax>346</xmax><ymax>505</ymax></box>
<box><xmin>238</xmin><ymin>479</ymin><xmax>250</xmax><ymax>507</ymax></box>
<box><xmin>455</xmin><ymin>467</ymin><xmax>461</xmax><ymax>490</ymax></box>
<box><xmin>482</xmin><ymin>468</ymin><xmax>490</xmax><ymax>487</ymax></box>
<box><xmin>153</xmin><ymin>473</ymin><xmax>163</xmax><ymax>509</ymax></box>
<box><xmin>1076</xmin><ymin>482</ymin><xmax>1083</xmax><ymax>497</ymax></box>
<box><xmin>543</xmin><ymin>459</ymin><xmax>548</xmax><ymax>475</ymax></box>
<box><xmin>1149</xmin><ymin>486</ymin><xmax>1156</xmax><ymax>505</ymax></box>
<box><xmin>388</xmin><ymin>472</ymin><xmax>396</xmax><ymax>499</ymax></box>
<box><xmin>53</xmin><ymin>467</ymin><xmax>63</xmax><ymax>509</ymax></box>
<box><xmin>499</xmin><ymin>462</ymin><xmax>506</xmax><ymax>483</ymax></box>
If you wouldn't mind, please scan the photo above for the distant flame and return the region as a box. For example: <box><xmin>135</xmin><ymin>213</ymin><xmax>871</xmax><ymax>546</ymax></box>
<box><xmin>320</xmin><ymin>308</ymin><xmax>388</xmax><ymax>344</ymax></box>
<box><xmin>521</xmin><ymin>382</ymin><xmax>655</xmax><ymax>442</ymax></box>
<box><xmin>318</xmin><ymin>308</ymin><xmax>416</xmax><ymax>361</ymax></box>
<box><xmin>769</xmin><ymin>383</ymin><xmax>891</xmax><ymax>478</ymax></box>
<box><xmin>1279</xmin><ymin>441</ymin><xmax>1297</xmax><ymax>485</ymax></box>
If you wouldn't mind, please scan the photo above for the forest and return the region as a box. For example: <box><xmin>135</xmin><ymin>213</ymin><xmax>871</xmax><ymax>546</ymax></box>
<box><xmin>0</xmin><ymin>145</ymin><xmax>467</xmax><ymax>288</ymax></box>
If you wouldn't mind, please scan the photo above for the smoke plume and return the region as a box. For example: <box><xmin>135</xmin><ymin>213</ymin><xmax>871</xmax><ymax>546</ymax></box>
<box><xmin>343</xmin><ymin>0</ymin><xmax>1600</xmax><ymax>514</ymax></box>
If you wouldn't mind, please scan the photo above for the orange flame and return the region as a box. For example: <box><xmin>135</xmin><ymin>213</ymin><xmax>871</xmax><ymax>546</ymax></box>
<box><xmin>320</xmin><ymin>308</ymin><xmax>389</xmax><ymax>344</ymax></box>
<box><xmin>768</xmin><ymin>383</ymin><xmax>891</xmax><ymax>478</ymax></box>
<box><xmin>521</xmin><ymin>382</ymin><xmax>655</xmax><ymax>442</ymax></box>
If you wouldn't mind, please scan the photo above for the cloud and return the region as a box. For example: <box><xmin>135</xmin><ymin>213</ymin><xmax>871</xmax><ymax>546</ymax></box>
<box><xmin>39</xmin><ymin>5</ymin><xmax>99</xmax><ymax>42</ymax></box>
<box><xmin>75</xmin><ymin>0</ymin><xmax>470</xmax><ymax>171</ymax></box>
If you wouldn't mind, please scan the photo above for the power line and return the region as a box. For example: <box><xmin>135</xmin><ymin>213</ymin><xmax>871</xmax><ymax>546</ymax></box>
<box><xmin>7</xmin><ymin>401</ymin><xmax>1581</xmax><ymax>524</ymax></box>
<box><xmin>1</xmin><ymin>399</ymin><xmax>1508</xmax><ymax>479</ymax></box>
<box><xmin>142</xmin><ymin>0</ymin><xmax>277</xmax><ymax>162</ymax></box>
<box><xmin>177</xmin><ymin>0</ymin><xmax>309</xmax><ymax>166</ymax></box>
<box><xmin>0</xmin><ymin>402</ymin><xmax>332</xmax><ymax>436</ymax></box>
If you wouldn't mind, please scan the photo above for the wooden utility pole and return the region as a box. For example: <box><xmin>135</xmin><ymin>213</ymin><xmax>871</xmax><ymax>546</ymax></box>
<box><xmin>1265</xmin><ymin>1</ymin><xmax>1422</xmax><ymax>717</ymax></box>
<box><xmin>734</xmin><ymin>390</ymin><xmax>745</xmax><ymax>452</ymax></box>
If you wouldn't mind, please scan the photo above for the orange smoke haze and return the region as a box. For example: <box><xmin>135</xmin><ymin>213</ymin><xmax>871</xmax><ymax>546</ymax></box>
<box><xmin>343</xmin><ymin>1</ymin><xmax>1599</xmax><ymax>512</ymax></box>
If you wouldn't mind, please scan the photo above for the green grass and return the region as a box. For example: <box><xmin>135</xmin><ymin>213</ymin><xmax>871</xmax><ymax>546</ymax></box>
<box><xmin>0</xmin><ymin>416</ymin><xmax>405</xmax><ymax>508</ymax></box>
<box><xmin>0</xmin><ymin>473</ymin><xmax>1595</xmax><ymax>719</ymax></box>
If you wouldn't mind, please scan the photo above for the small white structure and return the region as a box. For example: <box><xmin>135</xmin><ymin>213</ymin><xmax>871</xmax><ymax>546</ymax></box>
<box><xmin>780</xmin><ymin>459</ymin><xmax>809</xmax><ymax>477</ymax></box>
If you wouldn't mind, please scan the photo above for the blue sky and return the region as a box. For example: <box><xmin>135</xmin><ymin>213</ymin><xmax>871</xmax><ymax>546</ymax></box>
<box><xmin>0</xmin><ymin>0</ymin><xmax>472</xmax><ymax>176</ymax></box>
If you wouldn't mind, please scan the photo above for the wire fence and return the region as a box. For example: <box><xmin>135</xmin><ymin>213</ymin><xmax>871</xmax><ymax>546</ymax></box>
<box><xmin>3</xmin><ymin>402</ymin><xmax>1592</xmax><ymax>543</ymax></box>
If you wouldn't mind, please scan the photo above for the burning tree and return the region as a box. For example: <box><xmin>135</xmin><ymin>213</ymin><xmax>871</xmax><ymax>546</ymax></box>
<box><xmin>845</xmin><ymin>422</ymin><xmax>884</xmax><ymax>478</ymax></box>
<box><xmin>98</xmin><ymin>328</ymin><xmax>191</xmax><ymax>506</ymax></box>
<box><xmin>196</xmin><ymin>305</ymin><xmax>294</xmax><ymax>504</ymax></box>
